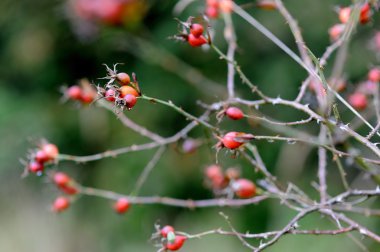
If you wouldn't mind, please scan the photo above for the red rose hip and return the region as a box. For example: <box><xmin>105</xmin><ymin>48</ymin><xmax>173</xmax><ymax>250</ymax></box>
<box><xmin>52</xmin><ymin>196</ymin><xmax>70</xmax><ymax>213</ymax></box>
<box><xmin>54</xmin><ymin>172</ymin><xmax>70</xmax><ymax>187</ymax></box>
<box><xmin>42</xmin><ymin>143</ymin><xmax>59</xmax><ymax>160</ymax></box>
<box><xmin>233</xmin><ymin>178</ymin><xmax>256</xmax><ymax>198</ymax></box>
<box><xmin>190</xmin><ymin>23</ymin><xmax>204</xmax><ymax>38</ymax></box>
<box><xmin>67</xmin><ymin>85</ymin><xmax>82</xmax><ymax>100</ymax></box>
<box><xmin>116</xmin><ymin>72</ymin><xmax>131</xmax><ymax>86</ymax></box>
<box><xmin>348</xmin><ymin>93</ymin><xmax>367</xmax><ymax>110</ymax></box>
<box><xmin>114</xmin><ymin>198</ymin><xmax>130</xmax><ymax>214</ymax></box>
<box><xmin>28</xmin><ymin>161</ymin><xmax>44</xmax><ymax>173</ymax></box>
<box><xmin>161</xmin><ymin>225</ymin><xmax>175</xmax><ymax>238</ymax></box>
<box><xmin>166</xmin><ymin>235</ymin><xmax>187</xmax><ymax>251</ymax></box>
<box><xmin>188</xmin><ymin>34</ymin><xmax>207</xmax><ymax>47</ymax></box>
<box><xmin>225</xmin><ymin>107</ymin><xmax>244</xmax><ymax>120</ymax></box>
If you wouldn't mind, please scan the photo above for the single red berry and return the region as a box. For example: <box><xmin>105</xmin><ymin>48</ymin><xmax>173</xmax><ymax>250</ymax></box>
<box><xmin>190</xmin><ymin>23</ymin><xmax>204</xmax><ymax>38</ymax></box>
<box><xmin>205</xmin><ymin>165</ymin><xmax>223</xmax><ymax>180</ymax></box>
<box><xmin>233</xmin><ymin>178</ymin><xmax>256</xmax><ymax>198</ymax></box>
<box><xmin>188</xmin><ymin>34</ymin><xmax>208</xmax><ymax>47</ymax></box>
<box><xmin>42</xmin><ymin>143</ymin><xmax>59</xmax><ymax>160</ymax></box>
<box><xmin>328</xmin><ymin>24</ymin><xmax>345</xmax><ymax>41</ymax></box>
<box><xmin>95</xmin><ymin>0</ymin><xmax>125</xmax><ymax>25</ymax></box>
<box><xmin>28</xmin><ymin>161</ymin><xmax>44</xmax><ymax>173</ymax></box>
<box><xmin>114</xmin><ymin>198</ymin><xmax>130</xmax><ymax>214</ymax></box>
<box><xmin>67</xmin><ymin>85</ymin><xmax>82</xmax><ymax>100</ymax></box>
<box><xmin>219</xmin><ymin>0</ymin><xmax>233</xmax><ymax>13</ymax></box>
<box><xmin>119</xmin><ymin>85</ymin><xmax>139</xmax><ymax>98</ymax></box>
<box><xmin>54</xmin><ymin>172</ymin><xmax>70</xmax><ymax>187</ymax></box>
<box><xmin>360</xmin><ymin>3</ymin><xmax>371</xmax><ymax>24</ymax></box>
<box><xmin>34</xmin><ymin>150</ymin><xmax>49</xmax><ymax>163</ymax></box>
<box><xmin>221</xmin><ymin>132</ymin><xmax>243</xmax><ymax>149</ymax></box>
<box><xmin>166</xmin><ymin>235</ymin><xmax>187</xmax><ymax>251</ymax></box>
<box><xmin>368</xmin><ymin>68</ymin><xmax>380</xmax><ymax>82</ymax></box>
<box><xmin>161</xmin><ymin>225</ymin><xmax>175</xmax><ymax>238</ymax></box>
<box><xmin>80</xmin><ymin>92</ymin><xmax>95</xmax><ymax>104</ymax></box>
<box><xmin>116</xmin><ymin>72</ymin><xmax>131</xmax><ymax>86</ymax></box>
<box><xmin>225</xmin><ymin>107</ymin><xmax>244</xmax><ymax>120</ymax></box>
<box><xmin>206</xmin><ymin>6</ymin><xmax>219</xmax><ymax>18</ymax></box>
<box><xmin>207</xmin><ymin>0</ymin><xmax>219</xmax><ymax>8</ymax></box>
<box><xmin>124</xmin><ymin>94</ymin><xmax>137</xmax><ymax>109</ymax></box>
<box><xmin>348</xmin><ymin>93</ymin><xmax>367</xmax><ymax>110</ymax></box>
<box><xmin>52</xmin><ymin>196</ymin><xmax>70</xmax><ymax>213</ymax></box>
<box><xmin>105</xmin><ymin>89</ymin><xmax>116</xmax><ymax>102</ymax></box>
<box><xmin>205</xmin><ymin>164</ymin><xmax>225</xmax><ymax>189</ymax></box>
<box><xmin>339</xmin><ymin>7</ymin><xmax>351</xmax><ymax>24</ymax></box>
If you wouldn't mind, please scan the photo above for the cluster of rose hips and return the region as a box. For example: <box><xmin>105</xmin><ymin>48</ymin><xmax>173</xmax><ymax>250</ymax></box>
<box><xmin>205</xmin><ymin>0</ymin><xmax>233</xmax><ymax>19</ymax></box>
<box><xmin>49</xmin><ymin>171</ymin><xmax>132</xmax><ymax>214</ymax></box>
<box><xmin>205</xmin><ymin>164</ymin><xmax>256</xmax><ymax>198</ymax></box>
<box><xmin>348</xmin><ymin>67</ymin><xmax>380</xmax><ymax>110</ymax></box>
<box><xmin>96</xmin><ymin>65</ymin><xmax>141</xmax><ymax>111</ymax></box>
<box><xmin>27</xmin><ymin>142</ymin><xmax>59</xmax><ymax>174</ymax></box>
<box><xmin>64</xmin><ymin>81</ymin><xmax>97</xmax><ymax>104</ymax></box>
<box><xmin>153</xmin><ymin>225</ymin><xmax>187</xmax><ymax>251</ymax></box>
<box><xmin>174</xmin><ymin>19</ymin><xmax>211</xmax><ymax>48</ymax></box>
<box><xmin>329</xmin><ymin>3</ymin><xmax>373</xmax><ymax>41</ymax></box>
<box><xmin>72</xmin><ymin>0</ymin><xmax>128</xmax><ymax>25</ymax></box>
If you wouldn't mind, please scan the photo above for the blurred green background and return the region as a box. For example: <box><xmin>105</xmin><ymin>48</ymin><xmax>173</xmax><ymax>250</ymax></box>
<box><xmin>1</xmin><ymin>0</ymin><xmax>380</xmax><ymax>251</ymax></box>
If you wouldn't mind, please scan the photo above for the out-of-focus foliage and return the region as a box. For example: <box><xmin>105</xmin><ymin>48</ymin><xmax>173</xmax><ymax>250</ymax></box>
<box><xmin>1</xmin><ymin>0</ymin><xmax>379</xmax><ymax>251</ymax></box>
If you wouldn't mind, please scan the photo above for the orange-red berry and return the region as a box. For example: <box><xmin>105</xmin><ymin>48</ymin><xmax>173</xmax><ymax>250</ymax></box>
<box><xmin>225</xmin><ymin>107</ymin><xmax>244</xmax><ymax>120</ymax></box>
<box><xmin>116</xmin><ymin>72</ymin><xmax>131</xmax><ymax>86</ymax></box>
<box><xmin>206</xmin><ymin>6</ymin><xmax>219</xmax><ymax>18</ymax></box>
<box><xmin>166</xmin><ymin>235</ymin><xmax>187</xmax><ymax>251</ymax></box>
<box><xmin>54</xmin><ymin>172</ymin><xmax>70</xmax><ymax>187</ymax></box>
<box><xmin>328</xmin><ymin>24</ymin><xmax>345</xmax><ymax>41</ymax></box>
<box><xmin>52</xmin><ymin>196</ymin><xmax>70</xmax><ymax>213</ymax></box>
<box><xmin>35</xmin><ymin>150</ymin><xmax>49</xmax><ymax>163</ymax></box>
<box><xmin>219</xmin><ymin>0</ymin><xmax>233</xmax><ymax>13</ymax></box>
<box><xmin>119</xmin><ymin>85</ymin><xmax>139</xmax><ymax>98</ymax></box>
<box><xmin>360</xmin><ymin>3</ymin><xmax>371</xmax><ymax>24</ymax></box>
<box><xmin>188</xmin><ymin>34</ymin><xmax>208</xmax><ymax>47</ymax></box>
<box><xmin>233</xmin><ymin>179</ymin><xmax>256</xmax><ymax>198</ymax></box>
<box><xmin>67</xmin><ymin>85</ymin><xmax>82</xmax><ymax>100</ymax></box>
<box><xmin>339</xmin><ymin>7</ymin><xmax>351</xmax><ymax>24</ymax></box>
<box><xmin>368</xmin><ymin>68</ymin><xmax>380</xmax><ymax>82</ymax></box>
<box><xmin>221</xmin><ymin>132</ymin><xmax>243</xmax><ymax>149</ymax></box>
<box><xmin>114</xmin><ymin>198</ymin><xmax>130</xmax><ymax>214</ymax></box>
<box><xmin>28</xmin><ymin>161</ymin><xmax>44</xmax><ymax>173</ymax></box>
<box><xmin>42</xmin><ymin>143</ymin><xmax>59</xmax><ymax>160</ymax></box>
<box><xmin>105</xmin><ymin>89</ymin><xmax>116</xmax><ymax>102</ymax></box>
<box><xmin>256</xmin><ymin>0</ymin><xmax>277</xmax><ymax>10</ymax></box>
<box><xmin>190</xmin><ymin>23</ymin><xmax>204</xmax><ymax>38</ymax></box>
<box><xmin>161</xmin><ymin>225</ymin><xmax>175</xmax><ymax>238</ymax></box>
<box><xmin>348</xmin><ymin>93</ymin><xmax>367</xmax><ymax>110</ymax></box>
<box><xmin>124</xmin><ymin>94</ymin><xmax>137</xmax><ymax>109</ymax></box>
